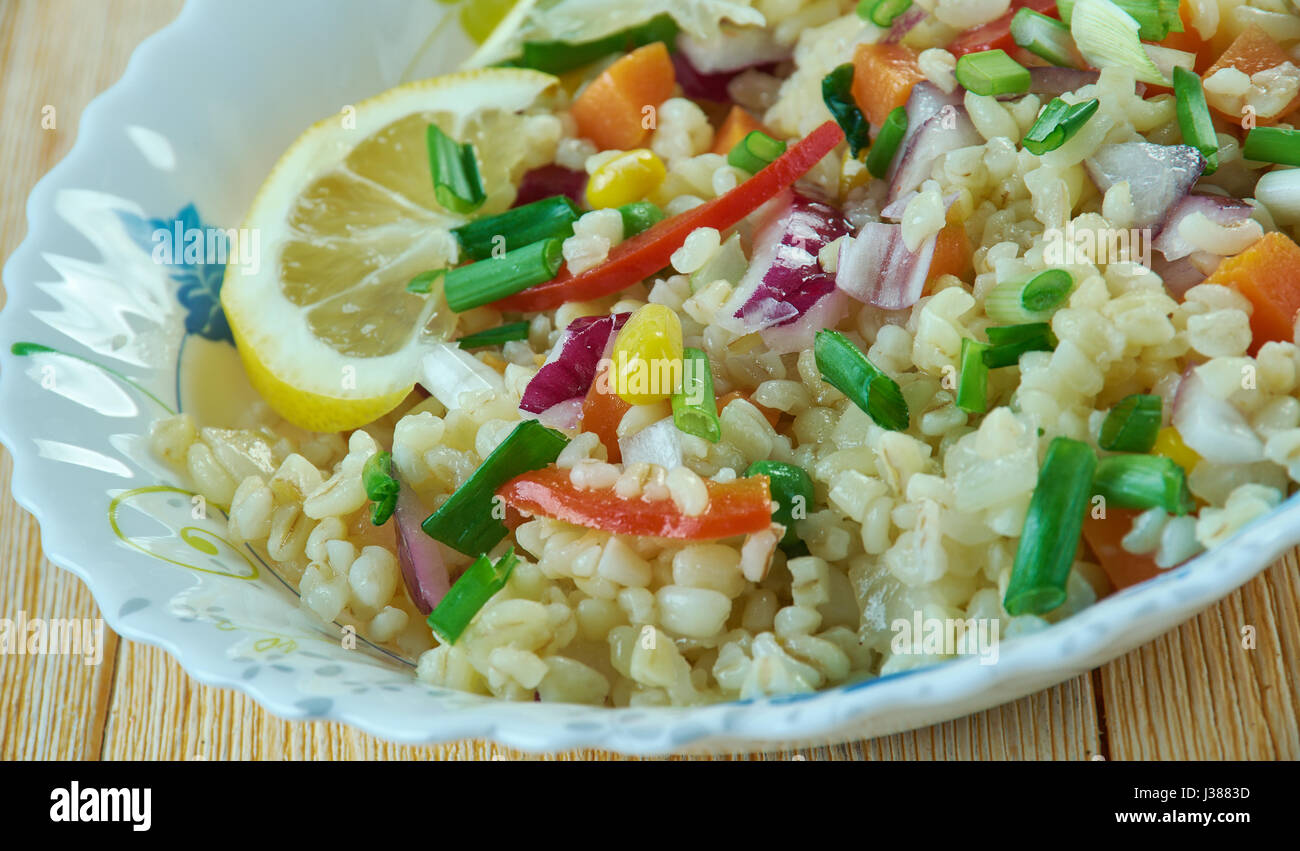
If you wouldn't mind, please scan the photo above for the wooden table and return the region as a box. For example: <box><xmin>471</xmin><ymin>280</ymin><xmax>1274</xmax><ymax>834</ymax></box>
<box><xmin>2</xmin><ymin>0</ymin><xmax>1297</xmax><ymax>761</ymax></box>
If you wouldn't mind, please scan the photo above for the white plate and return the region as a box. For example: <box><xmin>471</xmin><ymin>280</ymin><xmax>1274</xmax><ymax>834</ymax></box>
<box><xmin>3</xmin><ymin>0</ymin><xmax>1298</xmax><ymax>755</ymax></box>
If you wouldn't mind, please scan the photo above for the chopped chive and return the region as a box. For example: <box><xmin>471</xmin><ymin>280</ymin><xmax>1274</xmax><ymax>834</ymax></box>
<box><xmin>1022</xmin><ymin>97</ymin><xmax>1099</xmax><ymax>155</ymax></box>
<box><xmin>457</xmin><ymin>322</ymin><xmax>531</xmax><ymax>350</ymax></box>
<box><xmin>955</xmin><ymin>49</ymin><xmax>1032</xmax><ymax>97</ymax></box>
<box><xmin>865</xmin><ymin>106</ymin><xmax>908</xmax><ymax>179</ymax></box>
<box><xmin>986</xmin><ymin>269</ymin><xmax>1074</xmax><ymax>322</ymax></box>
<box><xmin>1004</xmin><ymin>437</ymin><xmax>1097</xmax><ymax>616</ymax></box>
<box><xmin>1057</xmin><ymin>0</ymin><xmax>1184</xmax><ymax>41</ymax></box>
<box><xmin>443</xmin><ymin>238</ymin><xmax>564</xmax><ymax>312</ymax></box>
<box><xmin>728</xmin><ymin>130</ymin><xmax>789</xmax><ymax>174</ymax></box>
<box><xmin>1173</xmin><ymin>66</ymin><xmax>1219</xmax><ymax>175</ymax></box>
<box><xmin>427</xmin><ymin>124</ymin><xmax>486</xmax><ymax>215</ymax></box>
<box><xmin>363</xmin><ymin>451</ymin><xmax>399</xmax><ymax>526</ymax></box>
<box><xmin>814</xmin><ymin>329</ymin><xmax>909</xmax><ymax>431</ymax></box>
<box><xmin>672</xmin><ymin>347</ymin><xmax>721</xmax><ymax>443</ymax></box>
<box><xmin>451</xmin><ymin>197</ymin><xmax>580</xmax><ymax>261</ymax></box>
<box><xmin>617</xmin><ymin>201</ymin><xmax>667</xmax><ymax>238</ymax></box>
<box><xmin>1242</xmin><ymin>127</ymin><xmax>1300</xmax><ymax>167</ymax></box>
<box><xmin>1092</xmin><ymin>454</ymin><xmax>1193</xmax><ymax>515</ymax></box>
<box><xmin>822</xmin><ymin>64</ymin><xmax>872</xmax><ymax>158</ymax></box>
<box><xmin>689</xmin><ymin>232</ymin><xmax>748</xmax><ymax>293</ymax></box>
<box><xmin>857</xmin><ymin>0</ymin><xmax>913</xmax><ymax>26</ymax></box>
<box><xmin>1099</xmin><ymin>394</ymin><xmax>1162</xmax><ymax>453</ymax></box>
<box><xmin>421</xmin><ymin>420</ymin><xmax>569</xmax><ymax>557</ymax></box>
<box><xmin>407</xmin><ymin>269</ymin><xmax>443</xmax><ymax>294</ymax></box>
<box><xmin>509</xmin><ymin>13</ymin><xmax>679</xmax><ymax>74</ymax></box>
<box><xmin>957</xmin><ymin>338</ymin><xmax>991</xmax><ymax>414</ymax></box>
<box><xmin>1010</xmin><ymin>8</ymin><xmax>1080</xmax><ymax>68</ymax></box>
<box><xmin>983</xmin><ymin>322</ymin><xmax>1058</xmax><ymax>368</ymax></box>
<box><xmin>746</xmin><ymin>460</ymin><xmax>815</xmax><ymax>556</ymax></box>
<box><xmin>427</xmin><ymin>548</ymin><xmax>520</xmax><ymax>644</ymax></box>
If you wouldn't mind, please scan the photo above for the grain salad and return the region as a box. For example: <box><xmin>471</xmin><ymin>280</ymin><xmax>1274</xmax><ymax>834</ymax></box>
<box><xmin>153</xmin><ymin>0</ymin><xmax>1300</xmax><ymax>706</ymax></box>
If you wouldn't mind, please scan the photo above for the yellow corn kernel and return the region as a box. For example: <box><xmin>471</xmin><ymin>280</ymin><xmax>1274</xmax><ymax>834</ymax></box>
<box><xmin>1153</xmin><ymin>426</ymin><xmax>1200</xmax><ymax>472</ymax></box>
<box><xmin>838</xmin><ymin>153</ymin><xmax>871</xmax><ymax>199</ymax></box>
<box><xmin>609</xmin><ymin>304</ymin><xmax>684</xmax><ymax>405</ymax></box>
<box><xmin>586</xmin><ymin>149</ymin><xmax>667</xmax><ymax>210</ymax></box>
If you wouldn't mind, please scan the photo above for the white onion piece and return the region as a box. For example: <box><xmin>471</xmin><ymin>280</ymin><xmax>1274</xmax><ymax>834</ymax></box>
<box><xmin>419</xmin><ymin>343</ymin><xmax>505</xmax><ymax>411</ymax></box>
<box><xmin>618</xmin><ymin>417</ymin><xmax>684</xmax><ymax>470</ymax></box>
<box><xmin>1153</xmin><ymin>195</ymin><xmax>1256</xmax><ymax>261</ymax></box>
<box><xmin>1256</xmin><ymin>169</ymin><xmax>1300</xmax><ymax>226</ymax></box>
<box><xmin>1084</xmin><ymin>142</ymin><xmax>1206</xmax><ymax>230</ymax></box>
<box><xmin>836</xmin><ymin>221</ymin><xmax>937</xmax><ymax>310</ymax></box>
<box><xmin>761</xmin><ymin>290</ymin><xmax>850</xmax><ymax>355</ymax></box>
<box><xmin>677</xmin><ymin>26</ymin><xmax>790</xmax><ymax>74</ymax></box>
<box><xmin>1142</xmin><ymin>43</ymin><xmax>1196</xmax><ymax>81</ymax></box>
<box><xmin>1172</xmin><ymin>370</ymin><xmax>1264</xmax><ymax>464</ymax></box>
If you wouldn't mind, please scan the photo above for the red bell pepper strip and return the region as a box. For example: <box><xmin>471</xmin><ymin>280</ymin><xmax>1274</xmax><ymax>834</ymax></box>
<box><xmin>948</xmin><ymin>0</ymin><xmax>1059</xmax><ymax>57</ymax></box>
<box><xmin>493</xmin><ymin>120</ymin><xmax>846</xmax><ymax>313</ymax></box>
<box><xmin>498</xmin><ymin>465</ymin><xmax>774</xmax><ymax>539</ymax></box>
<box><xmin>581</xmin><ymin>359</ymin><xmax>630</xmax><ymax>463</ymax></box>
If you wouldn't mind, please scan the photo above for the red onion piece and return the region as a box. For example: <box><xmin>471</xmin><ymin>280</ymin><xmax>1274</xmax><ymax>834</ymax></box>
<box><xmin>513</xmin><ymin>164</ymin><xmax>588</xmax><ymax>209</ymax></box>
<box><xmin>721</xmin><ymin>191</ymin><xmax>851</xmax><ymax>336</ymax></box>
<box><xmin>1084</xmin><ymin>142</ymin><xmax>1206</xmax><ymax>231</ymax></box>
<box><xmin>519</xmin><ymin>313</ymin><xmax>629</xmax><ymax>414</ymax></box>
<box><xmin>1153</xmin><ymin>195</ymin><xmax>1255</xmax><ymax>262</ymax></box>
<box><xmin>884</xmin><ymin>6</ymin><xmax>927</xmax><ymax>43</ymax></box>
<box><xmin>1172</xmin><ymin>369</ymin><xmax>1264</xmax><ymax>464</ymax></box>
<box><xmin>671</xmin><ymin>50</ymin><xmax>745</xmax><ymax>101</ymax></box>
<box><xmin>536</xmin><ymin>397</ymin><xmax>585</xmax><ymax>431</ymax></box>
<box><xmin>394</xmin><ymin>483</ymin><xmax>450</xmax><ymax>615</ymax></box>
<box><xmin>1024</xmin><ymin>67</ymin><xmax>1100</xmax><ymax>98</ymax></box>
<box><xmin>888</xmin><ymin>103</ymin><xmax>981</xmax><ymax>202</ymax></box>
<box><xmin>836</xmin><ymin>221</ymin><xmax>937</xmax><ymax>311</ymax></box>
<box><xmin>885</xmin><ymin>82</ymin><xmax>966</xmax><ymax>189</ymax></box>
<box><xmin>1150</xmin><ymin>254</ymin><xmax>1206</xmax><ymax>298</ymax></box>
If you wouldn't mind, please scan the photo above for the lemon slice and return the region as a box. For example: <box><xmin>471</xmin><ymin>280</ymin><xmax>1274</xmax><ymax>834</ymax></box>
<box><xmin>220</xmin><ymin>69</ymin><xmax>560</xmax><ymax>432</ymax></box>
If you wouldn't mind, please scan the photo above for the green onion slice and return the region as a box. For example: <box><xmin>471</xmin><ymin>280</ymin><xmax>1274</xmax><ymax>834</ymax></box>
<box><xmin>427</xmin><ymin>124</ymin><xmax>486</xmax><ymax>215</ymax></box>
<box><xmin>1058</xmin><ymin>0</ymin><xmax>1184</xmax><ymax>41</ymax></box>
<box><xmin>1242</xmin><ymin>127</ymin><xmax>1300</xmax><ymax>167</ymax></box>
<box><xmin>457</xmin><ymin>322</ymin><xmax>531</xmax><ymax>350</ymax></box>
<box><xmin>1004</xmin><ymin>437</ymin><xmax>1098</xmax><ymax>616</ymax></box>
<box><xmin>955</xmin><ymin>49</ymin><xmax>1032</xmax><ymax>97</ymax></box>
<box><xmin>814</xmin><ymin>329</ymin><xmax>909</xmax><ymax>431</ymax></box>
<box><xmin>1011</xmin><ymin>8</ymin><xmax>1081</xmax><ymax>68</ymax></box>
<box><xmin>1173</xmin><ymin>66</ymin><xmax>1219</xmax><ymax>175</ymax></box>
<box><xmin>443</xmin><ymin>238</ymin><xmax>564</xmax><ymax>312</ymax></box>
<box><xmin>728</xmin><ymin>130</ymin><xmax>789</xmax><ymax>174</ymax></box>
<box><xmin>1098</xmin><ymin>394</ymin><xmax>1162</xmax><ymax>453</ymax></box>
<box><xmin>857</xmin><ymin>0</ymin><xmax>914</xmax><ymax>28</ymax></box>
<box><xmin>1069</xmin><ymin>0</ymin><xmax>1168</xmax><ymax>85</ymax></box>
<box><xmin>957</xmin><ymin>338</ymin><xmax>991</xmax><ymax>414</ymax></box>
<box><xmin>451</xmin><ymin>197</ymin><xmax>579</xmax><ymax>261</ymax></box>
<box><xmin>407</xmin><ymin>269</ymin><xmax>443</xmax><ymax>295</ymax></box>
<box><xmin>672</xmin><ymin>347</ymin><xmax>722</xmax><ymax>443</ymax></box>
<box><xmin>865</xmin><ymin>106</ymin><xmax>908</xmax><ymax>180</ymax></box>
<box><xmin>986</xmin><ymin>269</ymin><xmax>1074</xmax><ymax>322</ymax></box>
<box><xmin>421</xmin><ymin>420</ymin><xmax>569</xmax><ymax>557</ymax></box>
<box><xmin>983</xmin><ymin>322</ymin><xmax>1058</xmax><ymax>368</ymax></box>
<box><xmin>362</xmin><ymin>451</ymin><xmax>399</xmax><ymax>526</ymax></box>
<box><xmin>746</xmin><ymin>460</ymin><xmax>815</xmax><ymax>556</ymax></box>
<box><xmin>1092</xmin><ymin>454</ymin><xmax>1193</xmax><ymax>515</ymax></box>
<box><xmin>822</xmin><ymin>64</ymin><xmax>872</xmax><ymax>158</ymax></box>
<box><xmin>508</xmin><ymin>13</ymin><xmax>679</xmax><ymax>74</ymax></box>
<box><xmin>427</xmin><ymin>548</ymin><xmax>520</xmax><ymax>644</ymax></box>
<box><xmin>618</xmin><ymin>201</ymin><xmax>667</xmax><ymax>238</ymax></box>
<box><xmin>1022</xmin><ymin>96</ymin><xmax>1100</xmax><ymax>155</ymax></box>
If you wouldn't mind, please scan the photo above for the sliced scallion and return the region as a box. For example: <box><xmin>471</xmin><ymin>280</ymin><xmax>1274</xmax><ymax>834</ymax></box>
<box><xmin>986</xmin><ymin>269</ymin><xmax>1074</xmax><ymax>322</ymax></box>
<box><xmin>728</xmin><ymin>130</ymin><xmax>790</xmax><ymax>174</ymax></box>
<box><xmin>1242</xmin><ymin>127</ymin><xmax>1300</xmax><ymax>167</ymax></box>
<box><xmin>865</xmin><ymin>106</ymin><xmax>908</xmax><ymax>179</ymax></box>
<box><xmin>421</xmin><ymin>420</ymin><xmax>569</xmax><ymax>557</ymax></box>
<box><xmin>1022</xmin><ymin>96</ymin><xmax>1100</xmax><ymax>155</ymax></box>
<box><xmin>957</xmin><ymin>338</ymin><xmax>991</xmax><ymax>414</ymax></box>
<box><xmin>407</xmin><ymin>269</ymin><xmax>443</xmax><ymax>294</ymax></box>
<box><xmin>509</xmin><ymin>13</ymin><xmax>680</xmax><ymax>74</ymax></box>
<box><xmin>1173</xmin><ymin>66</ymin><xmax>1219</xmax><ymax>175</ymax></box>
<box><xmin>1004</xmin><ymin>437</ymin><xmax>1097</xmax><ymax>616</ymax></box>
<box><xmin>362</xmin><ymin>451</ymin><xmax>399</xmax><ymax>526</ymax></box>
<box><xmin>822</xmin><ymin>64</ymin><xmax>871</xmax><ymax>158</ymax></box>
<box><xmin>955</xmin><ymin>49</ymin><xmax>1032</xmax><ymax>97</ymax></box>
<box><xmin>1098</xmin><ymin>394</ymin><xmax>1162</xmax><ymax>453</ymax></box>
<box><xmin>1058</xmin><ymin>0</ymin><xmax>1183</xmax><ymax>41</ymax></box>
<box><xmin>857</xmin><ymin>0</ymin><xmax>914</xmax><ymax>28</ymax></box>
<box><xmin>983</xmin><ymin>322</ymin><xmax>1058</xmax><ymax>368</ymax></box>
<box><xmin>1069</xmin><ymin>0</ymin><xmax>1168</xmax><ymax>85</ymax></box>
<box><xmin>672</xmin><ymin>347</ymin><xmax>722</xmax><ymax>443</ymax></box>
<box><xmin>457</xmin><ymin>322</ymin><xmax>531</xmax><ymax>350</ymax></box>
<box><xmin>1010</xmin><ymin>8</ymin><xmax>1081</xmax><ymax>68</ymax></box>
<box><xmin>1092</xmin><ymin>454</ymin><xmax>1193</xmax><ymax>515</ymax></box>
<box><xmin>443</xmin><ymin>238</ymin><xmax>564</xmax><ymax>312</ymax></box>
<box><xmin>427</xmin><ymin>548</ymin><xmax>520</xmax><ymax>644</ymax></box>
<box><xmin>618</xmin><ymin>201</ymin><xmax>667</xmax><ymax>238</ymax></box>
<box><xmin>814</xmin><ymin>329</ymin><xmax>909</xmax><ymax>431</ymax></box>
<box><xmin>746</xmin><ymin>460</ymin><xmax>815</xmax><ymax>556</ymax></box>
<box><xmin>427</xmin><ymin>124</ymin><xmax>486</xmax><ymax>215</ymax></box>
<box><xmin>451</xmin><ymin>197</ymin><xmax>580</xmax><ymax>261</ymax></box>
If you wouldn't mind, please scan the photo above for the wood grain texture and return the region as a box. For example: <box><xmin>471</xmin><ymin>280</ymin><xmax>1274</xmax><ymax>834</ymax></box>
<box><xmin>0</xmin><ymin>0</ymin><xmax>1294</xmax><ymax>761</ymax></box>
